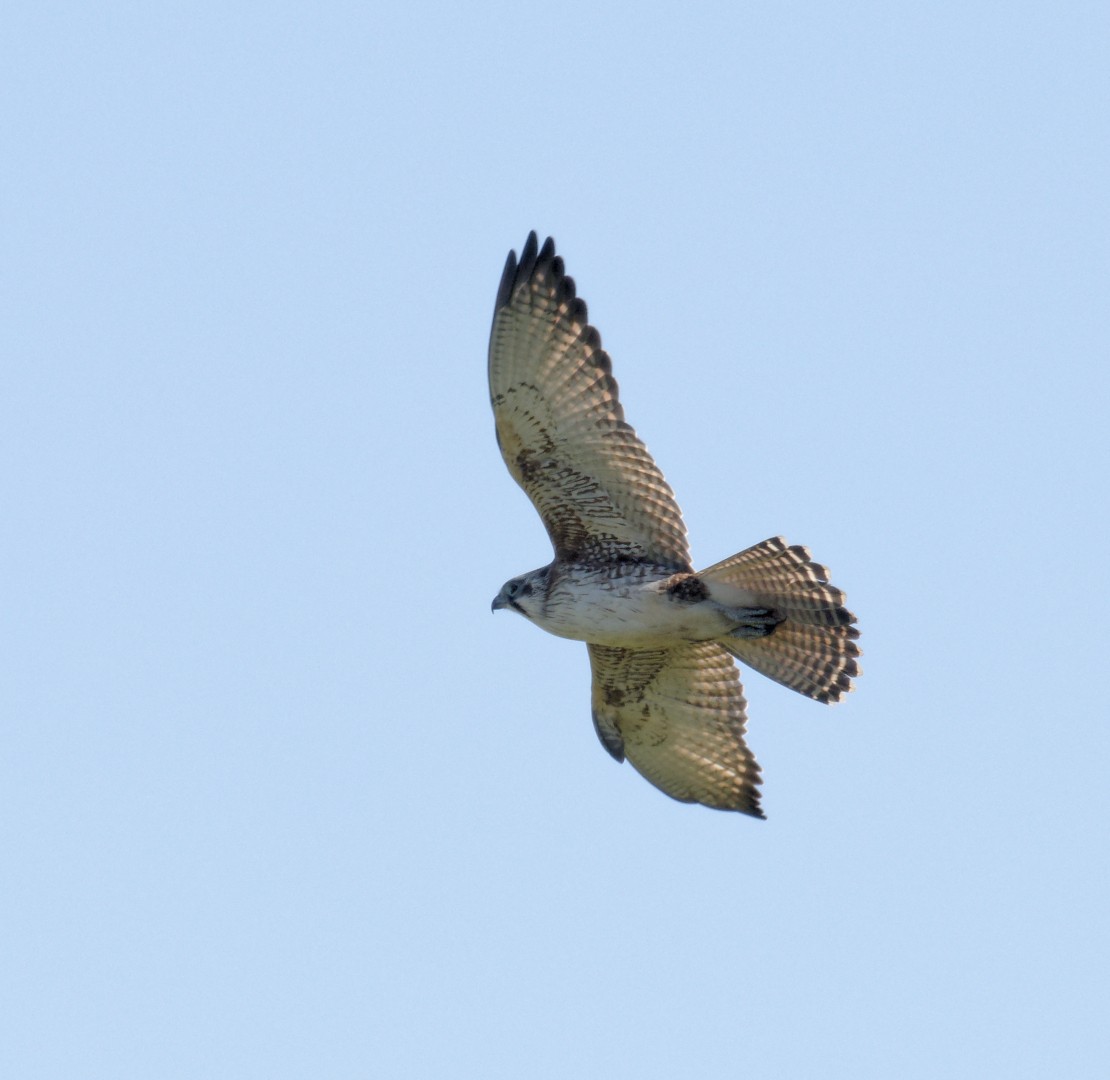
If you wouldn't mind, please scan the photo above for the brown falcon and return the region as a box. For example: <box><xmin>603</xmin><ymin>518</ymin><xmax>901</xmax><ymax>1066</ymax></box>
<box><xmin>489</xmin><ymin>233</ymin><xmax>860</xmax><ymax>817</ymax></box>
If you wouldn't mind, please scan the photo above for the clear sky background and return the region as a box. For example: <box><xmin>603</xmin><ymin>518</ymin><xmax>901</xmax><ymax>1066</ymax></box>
<box><xmin>3</xmin><ymin>2</ymin><xmax>1108</xmax><ymax>1077</ymax></box>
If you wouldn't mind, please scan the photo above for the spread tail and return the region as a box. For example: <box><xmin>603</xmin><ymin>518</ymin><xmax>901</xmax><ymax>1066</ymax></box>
<box><xmin>699</xmin><ymin>537</ymin><xmax>861</xmax><ymax>703</ymax></box>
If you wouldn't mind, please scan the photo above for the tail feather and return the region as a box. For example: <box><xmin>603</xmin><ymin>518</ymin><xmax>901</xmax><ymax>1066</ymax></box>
<box><xmin>699</xmin><ymin>537</ymin><xmax>860</xmax><ymax>702</ymax></box>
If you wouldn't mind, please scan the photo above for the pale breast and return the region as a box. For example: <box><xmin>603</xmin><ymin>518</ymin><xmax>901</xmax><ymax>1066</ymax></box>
<box><xmin>535</xmin><ymin>563</ymin><xmax>732</xmax><ymax>647</ymax></box>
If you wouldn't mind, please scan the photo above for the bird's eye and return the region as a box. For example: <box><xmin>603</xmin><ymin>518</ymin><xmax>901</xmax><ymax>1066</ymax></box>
<box><xmin>507</xmin><ymin>581</ymin><xmax>520</xmax><ymax>597</ymax></box>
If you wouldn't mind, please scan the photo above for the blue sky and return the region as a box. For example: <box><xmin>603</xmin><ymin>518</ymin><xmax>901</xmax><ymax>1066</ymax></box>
<box><xmin>3</xmin><ymin>2</ymin><xmax>1108</xmax><ymax>1077</ymax></box>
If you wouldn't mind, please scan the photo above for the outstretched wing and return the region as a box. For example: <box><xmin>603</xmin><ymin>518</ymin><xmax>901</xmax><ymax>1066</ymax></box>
<box><xmin>588</xmin><ymin>642</ymin><xmax>764</xmax><ymax>817</ymax></box>
<box><xmin>489</xmin><ymin>233</ymin><xmax>690</xmax><ymax>570</ymax></box>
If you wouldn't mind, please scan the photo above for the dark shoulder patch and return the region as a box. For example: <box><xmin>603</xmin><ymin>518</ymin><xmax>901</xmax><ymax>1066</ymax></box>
<box><xmin>666</xmin><ymin>573</ymin><xmax>708</xmax><ymax>602</ymax></box>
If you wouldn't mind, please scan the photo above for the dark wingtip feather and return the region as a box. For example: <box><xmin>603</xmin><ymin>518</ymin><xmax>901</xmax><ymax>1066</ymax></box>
<box><xmin>736</xmin><ymin>796</ymin><xmax>767</xmax><ymax>820</ymax></box>
<box><xmin>704</xmin><ymin>790</ymin><xmax>765</xmax><ymax>818</ymax></box>
<box><xmin>516</xmin><ymin>232</ymin><xmax>543</xmax><ymax>297</ymax></box>
<box><xmin>741</xmin><ymin>794</ymin><xmax>768</xmax><ymax>821</ymax></box>
<box><xmin>494</xmin><ymin>231</ymin><xmax>554</xmax><ymax>314</ymax></box>
<box><xmin>494</xmin><ymin>247</ymin><xmax>520</xmax><ymax>312</ymax></box>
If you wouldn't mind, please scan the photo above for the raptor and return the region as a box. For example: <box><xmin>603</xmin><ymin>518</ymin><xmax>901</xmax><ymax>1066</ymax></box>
<box><xmin>490</xmin><ymin>233</ymin><xmax>860</xmax><ymax>817</ymax></box>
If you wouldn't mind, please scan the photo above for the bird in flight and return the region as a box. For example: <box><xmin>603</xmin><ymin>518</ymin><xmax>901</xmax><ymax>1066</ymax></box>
<box><xmin>489</xmin><ymin>233</ymin><xmax>859</xmax><ymax>817</ymax></box>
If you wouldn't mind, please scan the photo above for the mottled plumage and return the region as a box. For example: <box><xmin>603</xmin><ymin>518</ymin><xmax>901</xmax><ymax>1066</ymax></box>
<box><xmin>490</xmin><ymin>233</ymin><xmax>860</xmax><ymax>817</ymax></box>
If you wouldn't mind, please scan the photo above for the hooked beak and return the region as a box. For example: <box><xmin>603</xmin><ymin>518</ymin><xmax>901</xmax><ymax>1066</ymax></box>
<box><xmin>491</xmin><ymin>592</ymin><xmax>507</xmax><ymax>613</ymax></box>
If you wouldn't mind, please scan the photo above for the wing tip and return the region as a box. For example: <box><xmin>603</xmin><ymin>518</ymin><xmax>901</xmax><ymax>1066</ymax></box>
<box><xmin>495</xmin><ymin>230</ymin><xmax>568</xmax><ymax>312</ymax></box>
<box><xmin>740</xmin><ymin>796</ymin><xmax>767</xmax><ymax>820</ymax></box>
<box><xmin>494</xmin><ymin>242</ymin><xmax>522</xmax><ymax>311</ymax></box>
<box><xmin>679</xmin><ymin>784</ymin><xmax>766</xmax><ymax>819</ymax></box>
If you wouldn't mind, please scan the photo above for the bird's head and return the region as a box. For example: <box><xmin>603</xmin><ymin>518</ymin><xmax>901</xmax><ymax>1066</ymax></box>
<box><xmin>491</xmin><ymin>567</ymin><xmax>549</xmax><ymax>619</ymax></box>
